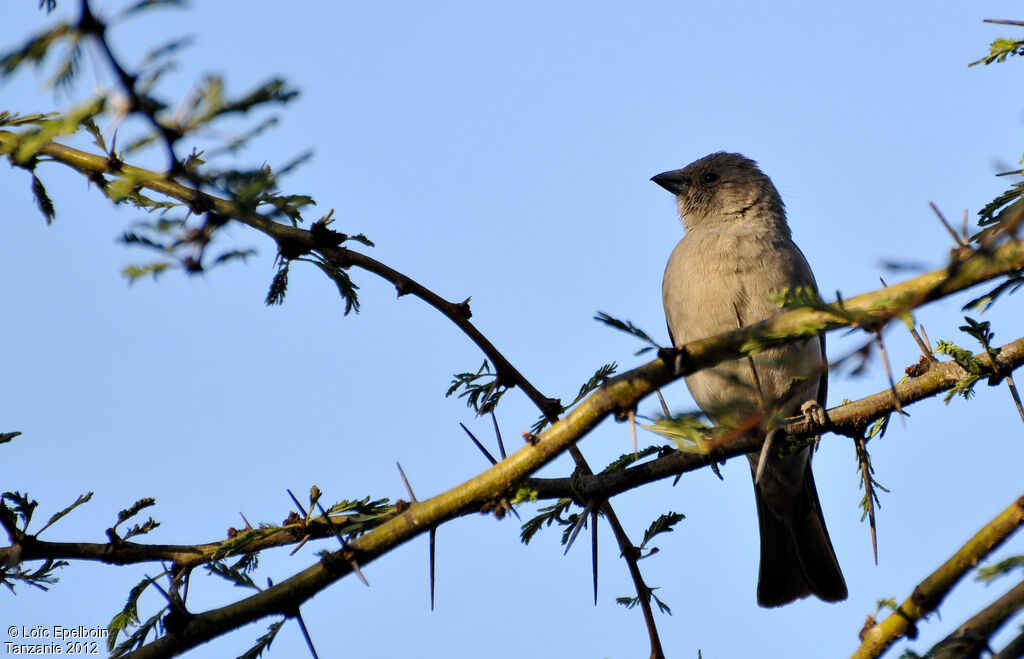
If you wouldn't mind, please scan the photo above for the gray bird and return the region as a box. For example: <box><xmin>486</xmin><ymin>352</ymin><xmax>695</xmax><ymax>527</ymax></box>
<box><xmin>653</xmin><ymin>152</ymin><xmax>847</xmax><ymax>607</ymax></box>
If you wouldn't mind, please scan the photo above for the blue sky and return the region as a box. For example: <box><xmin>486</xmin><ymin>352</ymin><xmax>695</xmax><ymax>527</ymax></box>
<box><xmin>3</xmin><ymin>2</ymin><xmax>1024</xmax><ymax>657</ymax></box>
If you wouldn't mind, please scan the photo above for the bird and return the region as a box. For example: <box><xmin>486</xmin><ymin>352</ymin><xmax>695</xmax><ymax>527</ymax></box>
<box><xmin>653</xmin><ymin>152</ymin><xmax>847</xmax><ymax>607</ymax></box>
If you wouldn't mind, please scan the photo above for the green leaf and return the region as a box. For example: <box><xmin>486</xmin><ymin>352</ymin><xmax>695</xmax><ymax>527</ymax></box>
<box><xmin>205</xmin><ymin>560</ymin><xmax>258</xmax><ymax>589</ymax></box>
<box><xmin>975</xmin><ymin>555</ymin><xmax>1024</xmax><ymax>583</ymax></box>
<box><xmin>639</xmin><ymin>413</ymin><xmax>712</xmax><ymax>453</ymax></box>
<box><xmin>113</xmin><ymin>498</ymin><xmax>156</xmax><ymax>528</ymax></box>
<box><xmin>1</xmin><ymin>491</ymin><xmax>38</xmax><ymax>530</ymax></box>
<box><xmin>304</xmin><ymin>257</ymin><xmax>361</xmax><ymax>315</ymax></box>
<box><xmin>107</xmin><ymin>577</ymin><xmax>154</xmax><ymax>651</ymax></box>
<box><xmin>594</xmin><ymin>312</ymin><xmax>663</xmax><ymax>349</ymax></box>
<box><xmin>639</xmin><ymin>512</ymin><xmax>686</xmax><ymax>550</ymax></box>
<box><xmin>265</xmin><ymin>261</ymin><xmax>289</xmax><ymax>305</ymax></box>
<box><xmin>600</xmin><ymin>446</ymin><xmax>662</xmax><ymax>473</ymax></box>
<box><xmin>969</xmin><ymin>37</ymin><xmax>1024</xmax><ymax>67</ymax></box>
<box><xmin>0</xmin><ymin>23</ymin><xmax>73</xmax><ymax>78</ymax></box>
<box><xmin>36</xmin><ymin>492</ymin><xmax>93</xmax><ymax>536</ymax></box>
<box><xmin>520</xmin><ymin>498</ymin><xmax>573</xmax><ymax>545</ymax></box>
<box><xmin>447</xmin><ymin>360</ymin><xmax>508</xmax><ymax>416</ymax></box>
<box><xmin>121</xmin><ymin>262</ymin><xmax>173</xmax><ymax>283</ymax></box>
<box><xmin>30</xmin><ymin>172</ymin><xmax>55</xmax><ymax>224</ymax></box>
<box><xmin>0</xmin><ymin>431</ymin><xmax>21</xmax><ymax>445</ymax></box>
<box><xmin>237</xmin><ymin>619</ymin><xmax>286</xmax><ymax>659</ymax></box>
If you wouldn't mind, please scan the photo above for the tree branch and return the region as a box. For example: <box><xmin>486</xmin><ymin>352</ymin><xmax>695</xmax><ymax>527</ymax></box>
<box><xmin>525</xmin><ymin>335</ymin><xmax>1024</xmax><ymax>501</ymax></box>
<box><xmin>927</xmin><ymin>579</ymin><xmax>1024</xmax><ymax>659</ymax></box>
<box><xmin>851</xmin><ymin>494</ymin><xmax>1024</xmax><ymax>659</ymax></box>
<box><xmin>3</xmin><ymin>130</ymin><xmax>1024</xmax><ymax>658</ymax></box>
<box><xmin>5</xmin><ymin>334</ymin><xmax>1022</xmax><ymax>573</ymax></box>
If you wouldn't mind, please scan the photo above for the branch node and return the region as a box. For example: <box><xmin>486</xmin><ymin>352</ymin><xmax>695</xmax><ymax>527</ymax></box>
<box><xmin>277</xmin><ymin>237</ymin><xmax>310</xmax><ymax>260</ymax></box>
<box><xmin>310</xmin><ymin>218</ymin><xmax>345</xmax><ymax>248</ymax></box>
<box><xmin>454</xmin><ymin>296</ymin><xmax>472</xmax><ymax>320</ymax></box>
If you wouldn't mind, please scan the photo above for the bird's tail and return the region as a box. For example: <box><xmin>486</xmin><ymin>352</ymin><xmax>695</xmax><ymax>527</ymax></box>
<box><xmin>752</xmin><ymin>461</ymin><xmax>847</xmax><ymax>608</ymax></box>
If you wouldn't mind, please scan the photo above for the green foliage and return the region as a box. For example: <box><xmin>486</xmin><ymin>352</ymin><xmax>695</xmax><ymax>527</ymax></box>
<box><xmin>970</xmin><ymin>37</ymin><xmax>1024</xmax><ymax>66</ymax></box>
<box><xmin>205</xmin><ymin>559</ymin><xmax>258</xmax><ymax>589</ymax></box>
<box><xmin>0</xmin><ymin>111</ymin><xmax>58</xmax><ymax>127</ymax></box>
<box><xmin>0</xmin><ymin>431</ymin><xmax>21</xmax><ymax>445</ymax></box>
<box><xmin>1</xmin><ymin>98</ymin><xmax>106</xmax><ymax>164</ymax></box>
<box><xmin>520</xmin><ymin>498</ymin><xmax>573</xmax><ymax>545</ymax></box>
<box><xmin>447</xmin><ymin>360</ymin><xmax>509</xmax><ymax>416</ymax></box>
<box><xmin>265</xmin><ymin>260</ymin><xmax>290</xmax><ymax>305</ymax></box>
<box><xmin>639</xmin><ymin>413</ymin><xmax>712</xmax><ymax>453</ymax></box>
<box><xmin>106</xmin><ymin>577</ymin><xmax>160</xmax><ymax>653</ymax></box>
<box><xmin>638</xmin><ymin>512</ymin><xmax>686</xmax><ymax>556</ymax></box>
<box><xmin>1</xmin><ymin>491</ymin><xmax>39</xmax><ymax>531</ymax></box>
<box><xmin>975</xmin><ymin>555</ymin><xmax>1024</xmax><ymax>583</ymax></box>
<box><xmin>36</xmin><ymin>492</ymin><xmax>93</xmax><ymax>536</ymax></box>
<box><xmin>934</xmin><ymin>316</ymin><xmax>1001</xmax><ymax>404</ymax></box>
<box><xmin>110</xmin><ymin>497</ymin><xmax>160</xmax><ymax>541</ymax></box>
<box><xmin>530</xmin><ymin>362</ymin><xmax>617</xmax><ymax>434</ymax></box>
<box><xmin>977</xmin><ymin>181</ymin><xmax>1024</xmax><ymax>227</ymax></box>
<box><xmin>316</xmin><ymin>497</ymin><xmax>394</xmax><ymax>540</ymax></box>
<box><xmin>935</xmin><ymin>339</ymin><xmax>982</xmax><ymax>402</ymax></box>
<box><xmin>616</xmin><ymin>587</ymin><xmax>672</xmax><ymax>615</ymax></box>
<box><xmin>122</xmin><ymin>262</ymin><xmax>173</xmax><ymax>283</ymax></box>
<box><xmin>0</xmin><ymin>22</ymin><xmax>73</xmax><ymax>77</ymax></box>
<box><xmin>210</xmin><ymin>526</ymin><xmax>279</xmax><ymax>562</ymax></box>
<box><xmin>109</xmin><ymin>604</ymin><xmax>164</xmax><ymax>657</ymax></box>
<box><xmin>30</xmin><ymin>171</ymin><xmax>55</xmax><ymax>223</ymax></box>
<box><xmin>116</xmin><ymin>0</ymin><xmax>188</xmax><ymax>20</ymax></box>
<box><xmin>511</xmin><ymin>488</ymin><xmax>539</xmax><ymax>504</ymax></box>
<box><xmin>963</xmin><ymin>274</ymin><xmax>1023</xmax><ymax>312</ymax></box>
<box><xmin>600</xmin><ymin>446</ymin><xmax>663</xmax><ymax>474</ymax></box>
<box><xmin>854</xmin><ymin>437</ymin><xmax>888</xmax><ymax>563</ymax></box>
<box><xmin>1</xmin><ymin>558</ymin><xmax>69</xmax><ymax>594</ymax></box>
<box><xmin>865</xmin><ymin>413</ymin><xmax>890</xmax><ymax>440</ymax></box>
<box><xmin>301</xmin><ymin>255</ymin><xmax>361</xmax><ymax>315</ymax></box>
<box><xmin>594</xmin><ymin>311</ymin><xmax>663</xmax><ymax>355</ymax></box>
<box><xmin>238</xmin><ymin>619</ymin><xmax>286</xmax><ymax>659</ymax></box>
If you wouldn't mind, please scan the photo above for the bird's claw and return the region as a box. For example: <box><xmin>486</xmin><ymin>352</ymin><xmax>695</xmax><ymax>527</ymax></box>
<box><xmin>800</xmin><ymin>400</ymin><xmax>829</xmax><ymax>429</ymax></box>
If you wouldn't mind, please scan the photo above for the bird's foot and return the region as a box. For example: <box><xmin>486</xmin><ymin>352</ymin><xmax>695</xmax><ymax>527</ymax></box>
<box><xmin>800</xmin><ymin>399</ymin><xmax>829</xmax><ymax>429</ymax></box>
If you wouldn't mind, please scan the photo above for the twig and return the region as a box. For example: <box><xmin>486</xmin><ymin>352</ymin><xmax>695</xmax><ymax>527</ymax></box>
<box><xmin>851</xmin><ymin>494</ymin><xmax>1024</xmax><ymax>659</ymax></box>
<box><xmin>565</xmin><ymin>445</ymin><xmax>665</xmax><ymax>659</ymax></box>
<box><xmin>925</xmin><ymin>579</ymin><xmax>1024</xmax><ymax>659</ymax></box>
<box><xmin>854</xmin><ymin>435</ymin><xmax>879</xmax><ymax>565</ymax></box>
<box><xmin>874</xmin><ymin>330</ymin><xmax>906</xmax><ymax>426</ymax></box>
<box><xmin>313</xmin><ymin>500</ymin><xmax>368</xmax><ymax>587</ymax></box>
<box><xmin>524</xmin><ymin>336</ymin><xmax>1024</xmax><ymax>503</ymax></box>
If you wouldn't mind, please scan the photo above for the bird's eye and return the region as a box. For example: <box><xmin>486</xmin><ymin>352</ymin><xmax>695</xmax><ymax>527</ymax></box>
<box><xmin>701</xmin><ymin>172</ymin><xmax>719</xmax><ymax>184</ymax></box>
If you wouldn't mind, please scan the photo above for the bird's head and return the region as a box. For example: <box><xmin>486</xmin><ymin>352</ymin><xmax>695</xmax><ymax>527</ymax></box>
<box><xmin>652</xmin><ymin>152</ymin><xmax>785</xmax><ymax>232</ymax></box>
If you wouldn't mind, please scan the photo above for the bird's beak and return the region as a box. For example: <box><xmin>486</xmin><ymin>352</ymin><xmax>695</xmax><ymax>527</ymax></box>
<box><xmin>651</xmin><ymin>169</ymin><xmax>689</xmax><ymax>195</ymax></box>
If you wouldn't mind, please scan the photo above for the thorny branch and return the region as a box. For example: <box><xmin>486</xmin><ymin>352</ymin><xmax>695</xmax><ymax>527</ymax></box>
<box><xmin>4</xmin><ymin>124</ymin><xmax>1024</xmax><ymax>656</ymax></box>
<box><xmin>850</xmin><ymin>494</ymin><xmax>1024</xmax><ymax>659</ymax></box>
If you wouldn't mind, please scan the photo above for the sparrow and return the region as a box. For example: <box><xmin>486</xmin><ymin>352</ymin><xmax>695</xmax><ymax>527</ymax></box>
<box><xmin>654</xmin><ymin>152</ymin><xmax>847</xmax><ymax>607</ymax></box>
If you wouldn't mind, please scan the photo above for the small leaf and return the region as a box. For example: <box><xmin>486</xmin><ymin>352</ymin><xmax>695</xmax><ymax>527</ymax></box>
<box><xmin>594</xmin><ymin>312</ymin><xmax>663</xmax><ymax>348</ymax></box>
<box><xmin>639</xmin><ymin>512</ymin><xmax>686</xmax><ymax>550</ymax></box>
<box><xmin>36</xmin><ymin>492</ymin><xmax>93</xmax><ymax>536</ymax></box>
<box><xmin>31</xmin><ymin>172</ymin><xmax>55</xmax><ymax>224</ymax></box>
<box><xmin>0</xmin><ymin>431</ymin><xmax>21</xmax><ymax>445</ymax></box>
